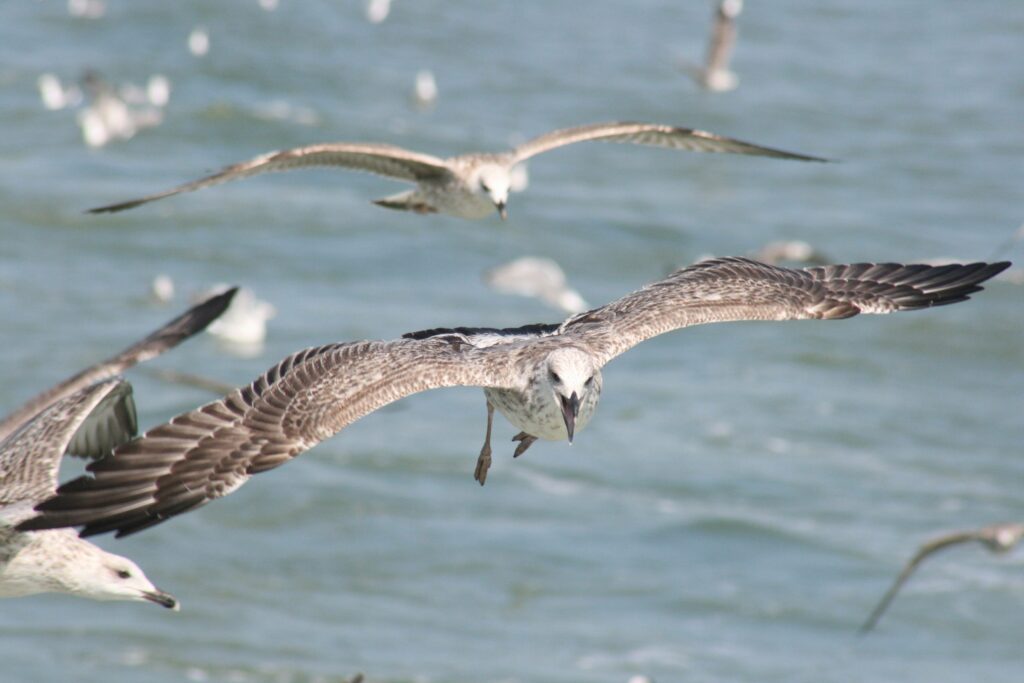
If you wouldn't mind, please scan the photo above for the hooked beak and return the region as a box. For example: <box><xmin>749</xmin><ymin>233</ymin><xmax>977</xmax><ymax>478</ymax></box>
<box><xmin>496</xmin><ymin>201</ymin><xmax>508</xmax><ymax>220</ymax></box>
<box><xmin>143</xmin><ymin>588</ymin><xmax>180</xmax><ymax>611</ymax></box>
<box><xmin>559</xmin><ymin>391</ymin><xmax>580</xmax><ymax>443</ymax></box>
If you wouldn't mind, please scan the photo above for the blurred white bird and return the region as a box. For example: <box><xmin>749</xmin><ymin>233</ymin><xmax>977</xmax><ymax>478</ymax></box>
<box><xmin>188</xmin><ymin>27</ymin><xmax>210</xmax><ymax>57</ymax></box>
<box><xmin>199</xmin><ymin>285</ymin><xmax>276</xmax><ymax>352</ymax></box>
<box><xmin>150</xmin><ymin>274</ymin><xmax>175</xmax><ymax>304</ymax></box>
<box><xmin>484</xmin><ymin>256</ymin><xmax>588</xmax><ymax>314</ymax></box>
<box><xmin>67</xmin><ymin>0</ymin><xmax>106</xmax><ymax>19</ymax></box>
<box><xmin>365</xmin><ymin>0</ymin><xmax>391</xmax><ymax>23</ymax></box>
<box><xmin>37</xmin><ymin>73</ymin><xmax>82</xmax><ymax>111</ymax></box>
<box><xmin>77</xmin><ymin>71</ymin><xmax>164</xmax><ymax>148</ymax></box>
<box><xmin>412</xmin><ymin>69</ymin><xmax>438</xmax><ymax>110</ymax></box>
<box><xmin>683</xmin><ymin>0</ymin><xmax>742</xmax><ymax>92</ymax></box>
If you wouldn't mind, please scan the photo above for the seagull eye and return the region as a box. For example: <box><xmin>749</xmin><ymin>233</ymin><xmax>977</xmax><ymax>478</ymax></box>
<box><xmin>585</xmin><ymin>376</ymin><xmax>594</xmax><ymax>388</ymax></box>
<box><xmin>549</xmin><ymin>370</ymin><xmax>561</xmax><ymax>384</ymax></box>
<box><xmin>480</xmin><ymin>181</ymin><xmax>491</xmax><ymax>192</ymax></box>
<box><xmin>115</xmin><ymin>569</ymin><xmax>132</xmax><ymax>579</ymax></box>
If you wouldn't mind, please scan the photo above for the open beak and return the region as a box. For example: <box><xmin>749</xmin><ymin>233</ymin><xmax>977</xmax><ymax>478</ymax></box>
<box><xmin>559</xmin><ymin>392</ymin><xmax>580</xmax><ymax>443</ymax></box>
<box><xmin>143</xmin><ymin>588</ymin><xmax>180</xmax><ymax>611</ymax></box>
<box><xmin>496</xmin><ymin>201</ymin><xmax>508</xmax><ymax>220</ymax></box>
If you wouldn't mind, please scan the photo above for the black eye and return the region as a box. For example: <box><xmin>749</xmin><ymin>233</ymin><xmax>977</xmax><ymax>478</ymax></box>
<box><xmin>481</xmin><ymin>181</ymin><xmax>490</xmax><ymax>192</ymax></box>
<box><xmin>549</xmin><ymin>370</ymin><xmax>561</xmax><ymax>384</ymax></box>
<box><xmin>585</xmin><ymin>376</ymin><xmax>594</xmax><ymax>387</ymax></box>
<box><xmin>116</xmin><ymin>569</ymin><xmax>131</xmax><ymax>579</ymax></box>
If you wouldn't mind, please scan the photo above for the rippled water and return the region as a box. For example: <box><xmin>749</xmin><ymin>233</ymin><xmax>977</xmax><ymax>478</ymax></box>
<box><xmin>1</xmin><ymin>2</ymin><xmax>1022</xmax><ymax>682</ymax></box>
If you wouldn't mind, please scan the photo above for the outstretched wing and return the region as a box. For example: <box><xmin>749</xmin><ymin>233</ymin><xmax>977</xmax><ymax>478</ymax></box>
<box><xmin>859</xmin><ymin>530</ymin><xmax>984</xmax><ymax>633</ymax></box>
<box><xmin>88</xmin><ymin>144</ymin><xmax>453</xmax><ymax>213</ymax></box>
<box><xmin>563</xmin><ymin>257</ymin><xmax>1010</xmax><ymax>365</ymax></box>
<box><xmin>511</xmin><ymin>122</ymin><xmax>826</xmax><ymax>163</ymax></box>
<box><xmin>0</xmin><ymin>288</ymin><xmax>236</xmax><ymax>444</ymax></box>
<box><xmin>19</xmin><ymin>338</ymin><xmax>518</xmax><ymax>538</ymax></box>
<box><xmin>0</xmin><ymin>380</ymin><xmax>136</xmax><ymax>506</ymax></box>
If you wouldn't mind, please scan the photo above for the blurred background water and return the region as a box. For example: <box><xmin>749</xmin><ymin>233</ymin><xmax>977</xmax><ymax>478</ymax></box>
<box><xmin>1</xmin><ymin>1</ymin><xmax>1022</xmax><ymax>682</ymax></box>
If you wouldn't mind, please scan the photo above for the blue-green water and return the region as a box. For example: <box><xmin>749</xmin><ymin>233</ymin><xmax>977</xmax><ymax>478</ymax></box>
<box><xmin>1</xmin><ymin>2</ymin><xmax>1022</xmax><ymax>682</ymax></box>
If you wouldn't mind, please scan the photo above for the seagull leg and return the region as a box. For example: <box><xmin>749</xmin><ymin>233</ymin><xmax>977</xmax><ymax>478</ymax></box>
<box><xmin>474</xmin><ymin>400</ymin><xmax>495</xmax><ymax>486</ymax></box>
<box><xmin>511</xmin><ymin>432</ymin><xmax>538</xmax><ymax>458</ymax></box>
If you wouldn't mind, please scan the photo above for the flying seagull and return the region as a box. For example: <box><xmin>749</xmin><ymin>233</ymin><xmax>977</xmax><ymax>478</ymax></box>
<box><xmin>0</xmin><ymin>287</ymin><xmax>237</xmax><ymax>445</ymax></box>
<box><xmin>19</xmin><ymin>257</ymin><xmax>1008</xmax><ymax>537</ymax></box>
<box><xmin>860</xmin><ymin>522</ymin><xmax>1024</xmax><ymax>634</ymax></box>
<box><xmin>0</xmin><ymin>379</ymin><xmax>178</xmax><ymax>608</ymax></box>
<box><xmin>683</xmin><ymin>0</ymin><xmax>743</xmax><ymax>92</ymax></box>
<box><xmin>86</xmin><ymin>121</ymin><xmax>826</xmax><ymax>219</ymax></box>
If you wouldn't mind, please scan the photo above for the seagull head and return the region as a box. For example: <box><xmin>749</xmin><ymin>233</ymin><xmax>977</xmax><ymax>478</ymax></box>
<box><xmin>67</xmin><ymin>543</ymin><xmax>179</xmax><ymax>610</ymax></box>
<box><xmin>474</xmin><ymin>164</ymin><xmax>511</xmax><ymax>220</ymax></box>
<box><xmin>541</xmin><ymin>347</ymin><xmax>601</xmax><ymax>443</ymax></box>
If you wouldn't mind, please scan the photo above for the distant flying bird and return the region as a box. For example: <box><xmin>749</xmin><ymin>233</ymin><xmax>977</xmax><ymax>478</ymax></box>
<box><xmin>411</xmin><ymin>69</ymin><xmax>438</xmax><ymax>110</ymax></box>
<box><xmin>0</xmin><ymin>288</ymin><xmax>236</xmax><ymax>445</ymax></box>
<box><xmin>18</xmin><ymin>257</ymin><xmax>1007</xmax><ymax>538</ymax></box>
<box><xmin>0</xmin><ymin>380</ymin><xmax>178</xmax><ymax>608</ymax></box>
<box><xmin>484</xmin><ymin>256</ymin><xmax>589</xmax><ymax>314</ymax></box>
<box><xmin>86</xmin><ymin>121</ymin><xmax>826</xmax><ymax>220</ymax></box>
<box><xmin>860</xmin><ymin>522</ymin><xmax>1024</xmax><ymax>633</ymax></box>
<box><xmin>683</xmin><ymin>0</ymin><xmax>743</xmax><ymax>92</ymax></box>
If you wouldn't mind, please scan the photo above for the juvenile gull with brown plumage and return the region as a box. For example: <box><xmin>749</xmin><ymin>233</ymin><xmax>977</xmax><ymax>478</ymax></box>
<box><xmin>20</xmin><ymin>257</ymin><xmax>1008</xmax><ymax>537</ymax></box>
<box><xmin>86</xmin><ymin>121</ymin><xmax>825</xmax><ymax>220</ymax></box>
<box><xmin>0</xmin><ymin>380</ymin><xmax>177</xmax><ymax>608</ymax></box>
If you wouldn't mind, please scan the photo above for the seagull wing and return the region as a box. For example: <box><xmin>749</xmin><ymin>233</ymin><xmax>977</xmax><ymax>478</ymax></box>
<box><xmin>88</xmin><ymin>143</ymin><xmax>453</xmax><ymax>213</ymax></box>
<box><xmin>19</xmin><ymin>338</ymin><xmax>518</xmax><ymax>538</ymax></box>
<box><xmin>0</xmin><ymin>288</ymin><xmax>236</xmax><ymax>444</ymax></box>
<box><xmin>511</xmin><ymin>122</ymin><xmax>827</xmax><ymax>163</ymax></box>
<box><xmin>562</xmin><ymin>257</ymin><xmax>1010</xmax><ymax>365</ymax></box>
<box><xmin>0</xmin><ymin>380</ymin><xmax>136</xmax><ymax>506</ymax></box>
<box><xmin>859</xmin><ymin>529</ymin><xmax>985</xmax><ymax>634</ymax></box>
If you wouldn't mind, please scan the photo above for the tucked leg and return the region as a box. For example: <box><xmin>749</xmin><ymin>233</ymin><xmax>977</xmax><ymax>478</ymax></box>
<box><xmin>474</xmin><ymin>400</ymin><xmax>495</xmax><ymax>486</ymax></box>
<box><xmin>511</xmin><ymin>432</ymin><xmax>538</xmax><ymax>458</ymax></box>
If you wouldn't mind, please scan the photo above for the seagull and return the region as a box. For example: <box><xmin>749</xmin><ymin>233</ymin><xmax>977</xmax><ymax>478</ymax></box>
<box><xmin>0</xmin><ymin>379</ymin><xmax>178</xmax><ymax>608</ymax></box>
<box><xmin>484</xmin><ymin>256</ymin><xmax>589</xmax><ymax>314</ymax></box>
<box><xmin>860</xmin><ymin>522</ymin><xmax>1024</xmax><ymax>634</ymax></box>
<box><xmin>683</xmin><ymin>0</ymin><xmax>743</xmax><ymax>92</ymax></box>
<box><xmin>18</xmin><ymin>257</ymin><xmax>1008</xmax><ymax>539</ymax></box>
<box><xmin>85</xmin><ymin>121</ymin><xmax>826</xmax><ymax>219</ymax></box>
<box><xmin>0</xmin><ymin>288</ymin><xmax>236</xmax><ymax>445</ymax></box>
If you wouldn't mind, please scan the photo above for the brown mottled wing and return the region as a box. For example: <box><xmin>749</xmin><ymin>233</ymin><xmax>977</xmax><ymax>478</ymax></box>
<box><xmin>0</xmin><ymin>380</ymin><xmax>136</xmax><ymax>506</ymax></box>
<box><xmin>562</xmin><ymin>257</ymin><xmax>1010</xmax><ymax>365</ymax></box>
<box><xmin>20</xmin><ymin>338</ymin><xmax>518</xmax><ymax>538</ymax></box>
<box><xmin>88</xmin><ymin>144</ymin><xmax>454</xmax><ymax>213</ymax></box>
<box><xmin>0</xmin><ymin>288</ymin><xmax>236</xmax><ymax>444</ymax></box>
<box><xmin>859</xmin><ymin>530</ymin><xmax>985</xmax><ymax>633</ymax></box>
<box><xmin>511</xmin><ymin>122</ymin><xmax>827</xmax><ymax>163</ymax></box>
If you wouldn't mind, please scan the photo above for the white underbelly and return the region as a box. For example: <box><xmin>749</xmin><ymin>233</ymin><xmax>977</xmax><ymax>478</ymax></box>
<box><xmin>484</xmin><ymin>387</ymin><xmax>599</xmax><ymax>441</ymax></box>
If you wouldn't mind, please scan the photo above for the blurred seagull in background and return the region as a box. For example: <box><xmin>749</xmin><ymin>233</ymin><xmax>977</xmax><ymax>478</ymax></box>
<box><xmin>86</xmin><ymin>121</ymin><xmax>827</xmax><ymax>220</ymax></box>
<box><xmin>683</xmin><ymin>0</ymin><xmax>742</xmax><ymax>92</ymax></box>
<box><xmin>198</xmin><ymin>285</ymin><xmax>276</xmax><ymax>352</ymax></box>
<box><xmin>37</xmin><ymin>73</ymin><xmax>82</xmax><ymax>111</ymax></box>
<box><xmin>485</xmin><ymin>256</ymin><xmax>588</xmax><ymax>314</ymax></box>
<box><xmin>76</xmin><ymin>70</ymin><xmax>165</xmax><ymax>148</ymax></box>
<box><xmin>365</xmin><ymin>0</ymin><xmax>391</xmax><ymax>24</ymax></box>
<box><xmin>17</xmin><ymin>258</ymin><xmax>1008</xmax><ymax>535</ymax></box>
<box><xmin>860</xmin><ymin>522</ymin><xmax>1024</xmax><ymax>634</ymax></box>
<box><xmin>412</xmin><ymin>69</ymin><xmax>438</xmax><ymax>111</ymax></box>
